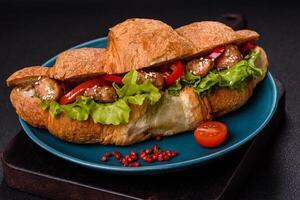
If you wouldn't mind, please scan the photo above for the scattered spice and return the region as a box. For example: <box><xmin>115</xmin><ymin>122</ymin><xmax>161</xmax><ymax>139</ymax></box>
<box><xmin>101</xmin><ymin>155</ymin><xmax>108</xmax><ymax>162</ymax></box>
<box><xmin>155</xmin><ymin>135</ymin><xmax>161</xmax><ymax>141</ymax></box>
<box><xmin>112</xmin><ymin>151</ymin><xmax>121</xmax><ymax>160</ymax></box>
<box><xmin>100</xmin><ymin>145</ymin><xmax>178</xmax><ymax>167</ymax></box>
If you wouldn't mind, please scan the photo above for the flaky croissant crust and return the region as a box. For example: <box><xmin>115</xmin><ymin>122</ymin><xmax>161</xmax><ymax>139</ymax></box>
<box><xmin>7</xmin><ymin>19</ymin><xmax>267</xmax><ymax>145</ymax></box>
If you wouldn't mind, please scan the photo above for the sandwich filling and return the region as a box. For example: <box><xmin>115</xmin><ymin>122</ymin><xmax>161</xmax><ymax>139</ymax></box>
<box><xmin>31</xmin><ymin>41</ymin><xmax>262</xmax><ymax>125</ymax></box>
<box><xmin>41</xmin><ymin>71</ymin><xmax>161</xmax><ymax>125</ymax></box>
<box><xmin>168</xmin><ymin>47</ymin><xmax>262</xmax><ymax>96</ymax></box>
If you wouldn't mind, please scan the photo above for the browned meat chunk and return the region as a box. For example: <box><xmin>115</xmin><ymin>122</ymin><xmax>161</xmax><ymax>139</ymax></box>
<box><xmin>186</xmin><ymin>58</ymin><xmax>214</xmax><ymax>77</ymax></box>
<box><xmin>215</xmin><ymin>45</ymin><xmax>242</xmax><ymax>70</ymax></box>
<box><xmin>34</xmin><ymin>78</ymin><xmax>62</xmax><ymax>101</ymax></box>
<box><xmin>83</xmin><ymin>85</ymin><xmax>117</xmax><ymax>103</ymax></box>
<box><xmin>137</xmin><ymin>71</ymin><xmax>165</xmax><ymax>89</ymax></box>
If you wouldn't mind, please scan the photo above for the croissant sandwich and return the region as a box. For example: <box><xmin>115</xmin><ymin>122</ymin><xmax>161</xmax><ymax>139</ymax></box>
<box><xmin>6</xmin><ymin>19</ymin><xmax>268</xmax><ymax>146</ymax></box>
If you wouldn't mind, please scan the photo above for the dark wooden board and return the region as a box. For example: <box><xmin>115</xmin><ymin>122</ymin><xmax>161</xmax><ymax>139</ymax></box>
<box><xmin>1</xmin><ymin>80</ymin><xmax>285</xmax><ymax>200</ymax></box>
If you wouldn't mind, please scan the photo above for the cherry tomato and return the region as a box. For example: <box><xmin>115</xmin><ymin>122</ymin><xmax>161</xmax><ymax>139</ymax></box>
<box><xmin>165</xmin><ymin>61</ymin><xmax>185</xmax><ymax>86</ymax></box>
<box><xmin>102</xmin><ymin>74</ymin><xmax>123</xmax><ymax>85</ymax></box>
<box><xmin>194</xmin><ymin>121</ymin><xmax>227</xmax><ymax>148</ymax></box>
<box><xmin>59</xmin><ymin>78</ymin><xmax>108</xmax><ymax>105</ymax></box>
<box><xmin>206</xmin><ymin>46</ymin><xmax>225</xmax><ymax>60</ymax></box>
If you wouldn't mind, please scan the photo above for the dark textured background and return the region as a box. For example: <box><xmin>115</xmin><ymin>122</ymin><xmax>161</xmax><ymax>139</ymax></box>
<box><xmin>0</xmin><ymin>0</ymin><xmax>299</xmax><ymax>199</ymax></box>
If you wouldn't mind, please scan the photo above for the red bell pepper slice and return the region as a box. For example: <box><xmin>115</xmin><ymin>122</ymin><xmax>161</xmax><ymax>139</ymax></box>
<box><xmin>102</xmin><ymin>74</ymin><xmax>123</xmax><ymax>85</ymax></box>
<box><xmin>165</xmin><ymin>61</ymin><xmax>185</xmax><ymax>86</ymax></box>
<box><xmin>240</xmin><ymin>40</ymin><xmax>257</xmax><ymax>55</ymax></box>
<box><xmin>59</xmin><ymin>78</ymin><xmax>108</xmax><ymax>105</ymax></box>
<box><xmin>206</xmin><ymin>46</ymin><xmax>225</xmax><ymax>60</ymax></box>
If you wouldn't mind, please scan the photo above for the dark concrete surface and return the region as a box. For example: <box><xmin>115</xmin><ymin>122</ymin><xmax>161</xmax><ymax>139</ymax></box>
<box><xmin>0</xmin><ymin>0</ymin><xmax>299</xmax><ymax>199</ymax></box>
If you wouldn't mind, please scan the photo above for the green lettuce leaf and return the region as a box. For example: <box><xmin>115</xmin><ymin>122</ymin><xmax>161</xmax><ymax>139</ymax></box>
<box><xmin>41</xmin><ymin>70</ymin><xmax>162</xmax><ymax>125</ymax></box>
<box><xmin>42</xmin><ymin>96</ymin><xmax>130</xmax><ymax>125</ymax></box>
<box><xmin>182</xmin><ymin>71</ymin><xmax>201</xmax><ymax>87</ymax></box>
<box><xmin>113</xmin><ymin>70</ymin><xmax>161</xmax><ymax>105</ymax></box>
<box><xmin>194</xmin><ymin>72</ymin><xmax>219</xmax><ymax>94</ymax></box>
<box><xmin>90</xmin><ymin>98</ymin><xmax>130</xmax><ymax>125</ymax></box>
<box><xmin>167</xmin><ymin>80</ymin><xmax>182</xmax><ymax>96</ymax></box>
<box><xmin>170</xmin><ymin>50</ymin><xmax>263</xmax><ymax>96</ymax></box>
<box><xmin>167</xmin><ymin>71</ymin><xmax>202</xmax><ymax>96</ymax></box>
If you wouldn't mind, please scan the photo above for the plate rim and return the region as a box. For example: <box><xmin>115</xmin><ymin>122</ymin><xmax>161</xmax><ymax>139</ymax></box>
<box><xmin>19</xmin><ymin>37</ymin><xmax>279</xmax><ymax>174</ymax></box>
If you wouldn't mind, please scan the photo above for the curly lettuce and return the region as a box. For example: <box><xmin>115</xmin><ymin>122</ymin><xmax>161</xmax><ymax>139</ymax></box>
<box><xmin>113</xmin><ymin>70</ymin><xmax>161</xmax><ymax>105</ymax></box>
<box><xmin>167</xmin><ymin>50</ymin><xmax>263</xmax><ymax>96</ymax></box>
<box><xmin>41</xmin><ymin>70</ymin><xmax>161</xmax><ymax>125</ymax></box>
<box><xmin>167</xmin><ymin>80</ymin><xmax>182</xmax><ymax>96</ymax></box>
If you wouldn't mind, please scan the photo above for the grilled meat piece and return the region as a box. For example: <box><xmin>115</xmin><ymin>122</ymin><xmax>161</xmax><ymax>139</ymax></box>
<box><xmin>215</xmin><ymin>45</ymin><xmax>242</xmax><ymax>70</ymax></box>
<box><xmin>34</xmin><ymin>78</ymin><xmax>62</xmax><ymax>101</ymax></box>
<box><xmin>137</xmin><ymin>71</ymin><xmax>165</xmax><ymax>89</ymax></box>
<box><xmin>186</xmin><ymin>58</ymin><xmax>214</xmax><ymax>77</ymax></box>
<box><xmin>83</xmin><ymin>85</ymin><xmax>117</xmax><ymax>103</ymax></box>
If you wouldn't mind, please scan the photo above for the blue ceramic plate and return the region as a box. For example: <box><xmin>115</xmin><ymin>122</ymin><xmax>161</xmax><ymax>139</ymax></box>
<box><xmin>20</xmin><ymin>37</ymin><xmax>278</xmax><ymax>174</ymax></box>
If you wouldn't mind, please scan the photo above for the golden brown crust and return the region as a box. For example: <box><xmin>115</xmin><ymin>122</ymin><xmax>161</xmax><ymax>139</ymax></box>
<box><xmin>7</xmin><ymin>22</ymin><xmax>261</xmax><ymax>83</ymax></box>
<box><xmin>207</xmin><ymin>83</ymin><xmax>254</xmax><ymax>117</ymax></box>
<box><xmin>47</xmin><ymin>103</ymin><xmax>151</xmax><ymax>145</ymax></box>
<box><xmin>207</xmin><ymin>46</ymin><xmax>268</xmax><ymax>117</ymax></box>
<box><xmin>6</xmin><ymin>66</ymin><xmax>48</xmax><ymax>87</ymax></box>
<box><xmin>235</xmin><ymin>30</ymin><xmax>260</xmax><ymax>44</ymax></box>
<box><xmin>176</xmin><ymin>21</ymin><xmax>236</xmax><ymax>56</ymax></box>
<box><xmin>47</xmin><ymin>115</ymin><xmax>125</xmax><ymax>144</ymax></box>
<box><xmin>176</xmin><ymin>21</ymin><xmax>260</xmax><ymax>58</ymax></box>
<box><xmin>105</xmin><ymin>18</ymin><xmax>195</xmax><ymax>74</ymax></box>
<box><xmin>49</xmin><ymin>48</ymin><xmax>106</xmax><ymax>82</ymax></box>
<box><xmin>10</xmin><ymin>88</ymin><xmax>48</xmax><ymax>128</ymax></box>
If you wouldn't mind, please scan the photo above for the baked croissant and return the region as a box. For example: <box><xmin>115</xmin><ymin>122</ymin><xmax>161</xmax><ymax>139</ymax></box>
<box><xmin>7</xmin><ymin>19</ymin><xmax>268</xmax><ymax>145</ymax></box>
